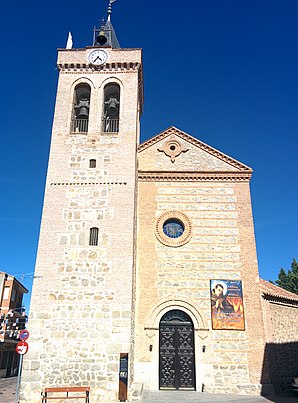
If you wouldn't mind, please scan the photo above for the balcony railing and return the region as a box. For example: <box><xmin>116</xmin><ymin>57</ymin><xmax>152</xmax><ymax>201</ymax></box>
<box><xmin>71</xmin><ymin>118</ymin><xmax>89</xmax><ymax>133</ymax></box>
<box><xmin>0</xmin><ymin>307</ymin><xmax>27</xmax><ymax>340</ymax></box>
<box><xmin>102</xmin><ymin>118</ymin><xmax>119</xmax><ymax>133</ymax></box>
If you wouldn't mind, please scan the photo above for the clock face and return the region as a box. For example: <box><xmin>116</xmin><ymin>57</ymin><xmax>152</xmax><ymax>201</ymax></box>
<box><xmin>88</xmin><ymin>49</ymin><xmax>108</xmax><ymax>65</ymax></box>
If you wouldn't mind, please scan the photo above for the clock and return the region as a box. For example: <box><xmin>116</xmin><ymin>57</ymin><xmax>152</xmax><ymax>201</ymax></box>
<box><xmin>88</xmin><ymin>49</ymin><xmax>108</xmax><ymax>65</ymax></box>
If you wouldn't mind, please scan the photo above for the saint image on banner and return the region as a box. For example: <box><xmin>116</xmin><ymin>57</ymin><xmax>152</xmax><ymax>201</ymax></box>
<box><xmin>210</xmin><ymin>280</ymin><xmax>245</xmax><ymax>330</ymax></box>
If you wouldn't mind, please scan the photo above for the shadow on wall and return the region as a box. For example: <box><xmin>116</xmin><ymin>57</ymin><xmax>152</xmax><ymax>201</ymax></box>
<box><xmin>261</xmin><ymin>341</ymin><xmax>298</xmax><ymax>399</ymax></box>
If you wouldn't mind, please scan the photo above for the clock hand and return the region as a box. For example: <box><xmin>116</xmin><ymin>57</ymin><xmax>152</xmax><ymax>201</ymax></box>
<box><xmin>94</xmin><ymin>56</ymin><xmax>102</xmax><ymax>62</ymax></box>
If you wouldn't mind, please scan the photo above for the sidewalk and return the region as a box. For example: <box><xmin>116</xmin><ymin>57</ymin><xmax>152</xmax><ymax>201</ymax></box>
<box><xmin>140</xmin><ymin>390</ymin><xmax>298</xmax><ymax>402</ymax></box>
<box><xmin>0</xmin><ymin>376</ymin><xmax>17</xmax><ymax>403</ymax></box>
<box><xmin>0</xmin><ymin>377</ymin><xmax>297</xmax><ymax>403</ymax></box>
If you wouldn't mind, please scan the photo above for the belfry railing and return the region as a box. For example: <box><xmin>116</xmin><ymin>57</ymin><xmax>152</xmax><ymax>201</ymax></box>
<box><xmin>71</xmin><ymin>118</ymin><xmax>89</xmax><ymax>133</ymax></box>
<box><xmin>102</xmin><ymin>118</ymin><xmax>119</xmax><ymax>133</ymax></box>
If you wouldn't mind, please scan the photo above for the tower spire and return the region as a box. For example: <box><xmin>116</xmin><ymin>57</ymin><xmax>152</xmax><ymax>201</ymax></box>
<box><xmin>93</xmin><ymin>0</ymin><xmax>120</xmax><ymax>48</ymax></box>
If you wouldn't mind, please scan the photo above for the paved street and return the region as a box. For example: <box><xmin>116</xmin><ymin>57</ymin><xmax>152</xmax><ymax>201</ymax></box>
<box><xmin>140</xmin><ymin>390</ymin><xmax>298</xmax><ymax>403</ymax></box>
<box><xmin>0</xmin><ymin>377</ymin><xmax>297</xmax><ymax>403</ymax></box>
<box><xmin>0</xmin><ymin>376</ymin><xmax>17</xmax><ymax>403</ymax></box>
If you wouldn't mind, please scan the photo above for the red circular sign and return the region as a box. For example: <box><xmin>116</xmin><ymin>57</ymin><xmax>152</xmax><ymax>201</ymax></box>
<box><xmin>16</xmin><ymin>341</ymin><xmax>29</xmax><ymax>355</ymax></box>
<box><xmin>19</xmin><ymin>329</ymin><xmax>30</xmax><ymax>341</ymax></box>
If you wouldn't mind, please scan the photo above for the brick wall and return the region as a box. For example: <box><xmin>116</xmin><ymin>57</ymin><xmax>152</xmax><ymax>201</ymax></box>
<box><xmin>134</xmin><ymin>130</ymin><xmax>266</xmax><ymax>395</ymax></box>
<box><xmin>262</xmin><ymin>299</ymin><xmax>298</xmax><ymax>393</ymax></box>
<box><xmin>20</xmin><ymin>47</ymin><xmax>142</xmax><ymax>403</ymax></box>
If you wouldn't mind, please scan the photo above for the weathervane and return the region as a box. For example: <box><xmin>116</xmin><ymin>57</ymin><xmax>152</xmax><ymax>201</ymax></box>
<box><xmin>107</xmin><ymin>0</ymin><xmax>117</xmax><ymax>22</ymax></box>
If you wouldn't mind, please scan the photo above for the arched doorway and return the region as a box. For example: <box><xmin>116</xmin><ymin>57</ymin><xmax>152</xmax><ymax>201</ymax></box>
<box><xmin>159</xmin><ymin>309</ymin><xmax>196</xmax><ymax>390</ymax></box>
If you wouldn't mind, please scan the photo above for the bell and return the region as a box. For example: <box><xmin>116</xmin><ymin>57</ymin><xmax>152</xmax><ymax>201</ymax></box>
<box><xmin>96</xmin><ymin>30</ymin><xmax>107</xmax><ymax>45</ymax></box>
<box><xmin>75</xmin><ymin>98</ymin><xmax>90</xmax><ymax>118</ymax></box>
<box><xmin>77</xmin><ymin>106</ymin><xmax>89</xmax><ymax>118</ymax></box>
<box><xmin>106</xmin><ymin>98</ymin><xmax>119</xmax><ymax>117</ymax></box>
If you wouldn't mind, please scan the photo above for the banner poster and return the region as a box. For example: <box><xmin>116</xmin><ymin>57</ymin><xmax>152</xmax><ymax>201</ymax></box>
<box><xmin>210</xmin><ymin>280</ymin><xmax>245</xmax><ymax>330</ymax></box>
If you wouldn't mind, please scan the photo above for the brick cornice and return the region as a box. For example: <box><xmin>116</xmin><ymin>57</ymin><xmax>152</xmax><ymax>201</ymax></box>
<box><xmin>138</xmin><ymin>171</ymin><xmax>252</xmax><ymax>182</ymax></box>
<box><xmin>58</xmin><ymin>62</ymin><xmax>142</xmax><ymax>72</ymax></box>
<box><xmin>262</xmin><ymin>295</ymin><xmax>298</xmax><ymax>306</ymax></box>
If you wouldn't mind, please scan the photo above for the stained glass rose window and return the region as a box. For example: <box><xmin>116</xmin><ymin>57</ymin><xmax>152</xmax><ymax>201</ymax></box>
<box><xmin>162</xmin><ymin>219</ymin><xmax>184</xmax><ymax>238</ymax></box>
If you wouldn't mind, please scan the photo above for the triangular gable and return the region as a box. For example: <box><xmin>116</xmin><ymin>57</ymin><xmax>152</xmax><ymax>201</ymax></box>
<box><xmin>138</xmin><ymin>126</ymin><xmax>252</xmax><ymax>175</ymax></box>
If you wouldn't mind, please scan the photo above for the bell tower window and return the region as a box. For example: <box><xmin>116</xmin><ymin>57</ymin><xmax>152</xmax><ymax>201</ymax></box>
<box><xmin>71</xmin><ymin>84</ymin><xmax>91</xmax><ymax>133</ymax></box>
<box><xmin>89</xmin><ymin>159</ymin><xmax>96</xmax><ymax>168</ymax></box>
<box><xmin>89</xmin><ymin>227</ymin><xmax>99</xmax><ymax>246</ymax></box>
<box><xmin>102</xmin><ymin>83</ymin><xmax>120</xmax><ymax>133</ymax></box>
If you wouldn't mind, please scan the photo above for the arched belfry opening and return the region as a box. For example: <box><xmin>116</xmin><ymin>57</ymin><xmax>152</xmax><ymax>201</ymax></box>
<box><xmin>159</xmin><ymin>309</ymin><xmax>196</xmax><ymax>391</ymax></box>
<box><xmin>71</xmin><ymin>83</ymin><xmax>91</xmax><ymax>133</ymax></box>
<box><xmin>102</xmin><ymin>83</ymin><xmax>120</xmax><ymax>133</ymax></box>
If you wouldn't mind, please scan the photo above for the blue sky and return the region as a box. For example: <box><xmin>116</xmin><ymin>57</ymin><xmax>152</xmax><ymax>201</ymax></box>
<box><xmin>1</xmin><ymin>0</ymin><xmax>297</xmax><ymax>309</ymax></box>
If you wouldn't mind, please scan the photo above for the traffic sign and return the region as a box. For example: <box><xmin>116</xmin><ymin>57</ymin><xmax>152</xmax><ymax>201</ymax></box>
<box><xmin>19</xmin><ymin>329</ymin><xmax>30</xmax><ymax>341</ymax></box>
<box><xmin>16</xmin><ymin>341</ymin><xmax>29</xmax><ymax>355</ymax></box>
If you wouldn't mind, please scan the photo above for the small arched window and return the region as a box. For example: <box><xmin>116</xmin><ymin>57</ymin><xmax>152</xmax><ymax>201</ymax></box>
<box><xmin>89</xmin><ymin>159</ymin><xmax>96</xmax><ymax>168</ymax></box>
<box><xmin>102</xmin><ymin>83</ymin><xmax>120</xmax><ymax>133</ymax></box>
<box><xmin>89</xmin><ymin>227</ymin><xmax>99</xmax><ymax>246</ymax></box>
<box><xmin>71</xmin><ymin>83</ymin><xmax>91</xmax><ymax>133</ymax></box>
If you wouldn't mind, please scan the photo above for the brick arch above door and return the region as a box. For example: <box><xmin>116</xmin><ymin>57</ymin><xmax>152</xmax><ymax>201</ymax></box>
<box><xmin>144</xmin><ymin>299</ymin><xmax>209</xmax><ymax>340</ymax></box>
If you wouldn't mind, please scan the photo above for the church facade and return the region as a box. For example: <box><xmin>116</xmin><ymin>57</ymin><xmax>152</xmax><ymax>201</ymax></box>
<box><xmin>134</xmin><ymin>126</ymin><xmax>266</xmax><ymax>396</ymax></box>
<box><xmin>20</xmin><ymin>7</ymin><xmax>298</xmax><ymax>403</ymax></box>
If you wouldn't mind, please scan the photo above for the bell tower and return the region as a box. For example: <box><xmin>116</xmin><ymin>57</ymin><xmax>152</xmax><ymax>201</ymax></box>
<box><xmin>21</xmin><ymin>3</ymin><xmax>143</xmax><ymax>402</ymax></box>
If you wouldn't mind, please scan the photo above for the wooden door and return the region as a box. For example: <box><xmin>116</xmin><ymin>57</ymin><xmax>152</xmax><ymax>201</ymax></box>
<box><xmin>159</xmin><ymin>310</ymin><xmax>195</xmax><ymax>390</ymax></box>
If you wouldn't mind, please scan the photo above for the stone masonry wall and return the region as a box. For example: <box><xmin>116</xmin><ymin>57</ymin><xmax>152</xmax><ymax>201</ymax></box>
<box><xmin>263</xmin><ymin>301</ymin><xmax>298</xmax><ymax>393</ymax></box>
<box><xmin>21</xmin><ymin>48</ymin><xmax>142</xmax><ymax>403</ymax></box>
<box><xmin>135</xmin><ymin>169</ymin><xmax>265</xmax><ymax>395</ymax></box>
<box><xmin>270</xmin><ymin>303</ymin><xmax>298</xmax><ymax>343</ymax></box>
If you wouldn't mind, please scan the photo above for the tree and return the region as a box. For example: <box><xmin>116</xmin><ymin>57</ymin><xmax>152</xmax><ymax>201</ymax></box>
<box><xmin>272</xmin><ymin>258</ymin><xmax>298</xmax><ymax>294</ymax></box>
